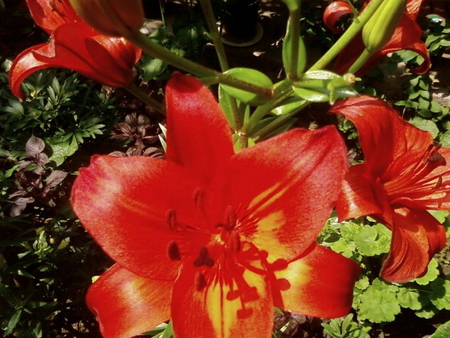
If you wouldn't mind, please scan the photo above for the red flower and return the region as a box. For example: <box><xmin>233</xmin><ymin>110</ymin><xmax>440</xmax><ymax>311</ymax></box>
<box><xmin>330</xmin><ymin>96</ymin><xmax>449</xmax><ymax>283</ymax></box>
<box><xmin>71</xmin><ymin>73</ymin><xmax>360</xmax><ymax>338</ymax></box>
<box><xmin>323</xmin><ymin>1</ymin><xmax>353</xmax><ymax>34</ymax></box>
<box><xmin>332</xmin><ymin>0</ymin><xmax>430</xmax><ymax>75</ymax></box>
<box><xmin>9</xmin><ymin>0</ymin><xmax>141</xmax><ymax>100</ymax></box>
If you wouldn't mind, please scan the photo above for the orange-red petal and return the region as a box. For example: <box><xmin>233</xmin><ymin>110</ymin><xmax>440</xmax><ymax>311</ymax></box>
<box><xmin>171</xmin><ymin>264</ymin><xmax>274</xmax><ymax>338</ymax></box>
<box><xmin>274</xmin><ymin>244</ymin><xmax>360</xmax><ymax>318</ymax></box>
<box><xmin>165</xmin><ymin>73</ymin><xmax>234</xmax><ymax>186</ymax></box>
<box><xmin>323</xmin><ymin>1</ymin><xmax>353</xmax><ymax>34</ymax></box>
<box><xmin>26</xmin><ymin>0</ymin><xmax>80</xmax><ymax>34</ymax></box>
<box><xmin>381</xmin><ymin>207</ymin><xmax>447</xmax><ymax>283</ymax></box>
<box><xmin>87</xmin><ymin>264</ymin><xmax>171</xmax><ymax>338</ymax></box>
<box><xmin>71</xmin><ymin>155</ymin><xmax>204</xmax><ymax>280</ymax></box>
<box><xmin>208</xmin><ymin>126</ymin><xmax>347</xmax><ymax>263</ymax></box>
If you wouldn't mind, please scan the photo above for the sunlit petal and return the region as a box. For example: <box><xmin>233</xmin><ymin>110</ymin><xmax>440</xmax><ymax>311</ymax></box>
<box><xmin>26</xmin><ymin>0</ymin><xmax>80</xmax><ymax>33</ymax></box>
<box><xmin>165</xmin><ymin>73</ymin><xmax>234</xmax><ymax>186</ymax></box>
<box><xmin>87</xmin><ymin>264</ymin><xmax>171</xmax><ymax>338</ymax></box>
<box><xmin>274</xmin><ymin>244</ymin><xmax>360</xmax><ymax>318</ymax></box>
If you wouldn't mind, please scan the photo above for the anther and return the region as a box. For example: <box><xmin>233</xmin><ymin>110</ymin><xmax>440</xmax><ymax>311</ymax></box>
<box><xmin>237</xmin><ymin>308</ymin><xmax>253</xmax><ymax>319</ymax></box>
<box><xmin>195</xmin><ymin>272</ymin><xmax>207</xmax><ymax>291</ymax></box>
<box><xmin>435</xmin><ymin>176</ymin><xmax>443</xmax><ymax>189</ymax></box>
<box><xmin>167</xmin><ymin>241</ymin><xmax>181</xmax><ymax>261</ymax></box>
<box><xmin>427</xmin><ymin>151</ymin><xmax>446</xmax><ymax>165</ymax></box>
<box><xmin>193</xmin><ymin>247</ymin><xmax>214</xmax><ymax>267</ymax></box>
<box><xmin>228</xmin><ymin>230</ymin><xmax>241</xmax><ymax>252</ymax></box>
<box><xmin>225</xmin><ymin>205</ymin><xmax>237</xmax><ymax>229</ymax></box>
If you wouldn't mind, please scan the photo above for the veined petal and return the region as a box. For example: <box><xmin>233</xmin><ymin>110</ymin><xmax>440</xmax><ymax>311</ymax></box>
<box><xmin>336</xmin><ymin>164</ymin><xmax>383</xmax><ymax>221</ymax></box>
<box><xmin>71</xmin><ymin>155</ymin><xmax>205</xmax><ymax>279</ymax></box>
<box><xmin>165</xmin><ymin>73</ymin><xmax>234</xmax><ymax>186</ymax></box>
<box><xmin>8</xmin><ymin>44</ymin><xmax>52</xmax><ymax>100</ymax></box>
<box><xmin>330</xmin><ymin>96</ymin><xmax>433</xmax><ymax>178</ymax></box>
<box><xmin>87</xmin><ymin>264</ymin><xmax>171</xmax><ymax>338</ymax></box>
<box><xmin>26</xmin><ymin>0</ymin><xmax>80</xmax><ymax>33</ymax></box>
<box><xmin>208</xmin><ymin>126</ymin><xmax>347</xmax><ymax>263</ymax></box>
<box><xmin>171</xmin><ymin>264</ymin><xmax>273</xmax><ymax>338</ymax></box>
<box><xmin>33</xmin><ymin>23</ymin><xmax>137</xmax><ymax>88</ymax></box>
<box><xmin>381</xmin><ymin>207</ymin><xmax>447</xmax><ymax>283</ymax></box>
<box><xmin>273</xmin><ymin>244</ymin><xmax>360</xmax><ymax>318</ymax></box>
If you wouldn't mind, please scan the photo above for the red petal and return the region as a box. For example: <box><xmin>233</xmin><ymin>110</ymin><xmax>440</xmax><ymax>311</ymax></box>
<box><xmin>336</xmin><ymin>164</ymin><xmax>383</xmax><ymax>221</ymax></box>
<box><xmin>323</xmin><ymin>1</ymin><xmax>353</xmax><ymax>34</ymax></box>
<box><xmin>165</xmin><ymin>73</ymin><xmax>234</xmax><ymax>186</ymax></box>
<box><xmin>274</xmin><ymin>244</ymin><xmax>360</xmax><ymax>318</ymax></box>
<box><xmin>26</xmin><ymin>0</ymin><xmax>80</xmax><ymax>33</ymax></box>
<box><xmin>381</xmin><ymin>207</ymin><xmax>447</xmax><ymax>283</ymax></box>
<box><xmin>33</xmin><ymin>23</ymin><xmax>137</xmax><ymax>87</ymax></box>
<box><xmin>171</xmin><ymin>265</ymin><xmax>273</xmax><ymax>338</ymax></box>
<box><xmin>330</xmin><ymin>96</ymin><xmax>433</xmax><ymax>178</ymax></box>
<box><xmin>8</xmin><ymin>44</ymin><xmax>51</xmax><ymax>100</ymax></box>
<box><xmin>87</xmin><ymin>264</ymin><xmax>171</xmax><ymax>338</ymax></box>
<box><xmin>71</xmin><ymin>155</ymin><xmax>204</xmax><ymax>279</ymax></box>
<box><xmin>208</xmin><ymin>126</ymin><xmax>347</xmax><ymax>263</ymax></box>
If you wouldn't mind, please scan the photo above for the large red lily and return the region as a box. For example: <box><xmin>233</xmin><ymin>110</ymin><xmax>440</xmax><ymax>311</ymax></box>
<box><xmin>330</xmin><ymin>96</ymin><xmax>450</xmax><ymax>283</ymax></box>
<box><xmin>71</xmin><ymin>73</ymin><xmax>360</xmax><ymax>338</ymax></box>
<box><xmin>330</xmin><ymin>0</ymin><xmax>430</xmax><ymax>75</ymax></box>
<box><xmin>9</xmin><ymin>0</ymin><xmax>141</xmax><ymax>100</ymax></box>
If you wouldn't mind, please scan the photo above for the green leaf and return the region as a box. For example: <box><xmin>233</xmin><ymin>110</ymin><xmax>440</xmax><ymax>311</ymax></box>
<box><xmin>48</xmin><ymin>137</ymin><xmax>79</xmax><ymax>166</ymax></box>
<box><xmin>353</xmin><ymin>224</ymin><xmax>390</xmax><ymax>256</ymax></box>
<box><xmin>430</xmin><ymin>278</ymin><xmax>450</xmax><ymax>310</ymax></box>
<box><xmin>430</xmin><ymin>320</ymin><xmax>450</xmax><ymax>338</ymax></box>
<box><xmin>220</xmin><ymin>68</ymin><xmax>273</xmax><ymax>106</ymax></box>
<box><xmin>409</xmin><ymin>117</ymin><xmax>439</xmax><ymax>138</ymax></box>
<box><xmin>414</xmin><ymin>258</ymin><xmax>440</xmax><ymax>285</ymax></box>
<box><xmin>397</xmin><ymin>287</ymin><xmax>422</xmax><ymax>310</ymax></box>
<box><xmin>358</xmin><ymin>287</ymin><xmax>400</xmax><ymax>323</ymax></box>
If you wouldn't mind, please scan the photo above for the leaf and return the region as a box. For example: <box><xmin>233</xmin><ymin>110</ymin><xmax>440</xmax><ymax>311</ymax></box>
<box><xmin>397</xmin><ymin>288</ymin><xmax>422</xmax><ymax>310</ymax></box>
<box><xmin>430</xmin><ymin>320</ymin><xmax>450</xmax><ymax>338</ymax></box>
<box><xmin>413</xmin><ymin>259</ymin><xmax>440</xmax><ymax>285</ymax></box>
<box><xmin>358</xmin><ymin>287</ymin><xmax>400</xmax><ymax>323</ymax></box>
<box><xmin>409</xmin><ymin>117</ymin><xmax>439</xmax><ymax>138</ymax></box>
<box><xmin>220</xmin><ymin>68</ymin><xmax>273</xmax><ymax>106</ymax></box>
<box><xmin>430</xmin><ymin>278</ymin><xmax>450</xmax><ymax>310</ymax></box>
<box><xmin>48</xmin><ymin>137</ymin><xmax>79</xmax><ymax>167</ymax></box>
<box><xmin>353</xmin><ymin>224</ymin><xmax>390</xmax><ymax>256</ymax></box>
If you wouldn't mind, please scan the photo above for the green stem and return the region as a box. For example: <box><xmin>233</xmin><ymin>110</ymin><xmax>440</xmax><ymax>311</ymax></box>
<box><xmin>347</xmin><ymin>48</ymin><xmax>374</xmax><ymax>74</ymax></box>
<box><xmin>285</xmin><ymin>6</ymin><xmax>302</xmax><ymax>80</ymax></box>
<box><xmin>309</xmin><ymin>0</ymin><xmax>386</xmax><ymax>71</ymax></box>
<box><xmin>124</xmin><ymin>82</ymin><xmax>165</xmax><ymax>115</ymax></box>
<box><xmin>125</xmin><ymin>31</ymin><xmax>273</xmax><ymax>99</ymax></box>
<box><xmin>198</xmin><ymin>0</ymin><xmax>229</xmax><ymax>71</ymax></box>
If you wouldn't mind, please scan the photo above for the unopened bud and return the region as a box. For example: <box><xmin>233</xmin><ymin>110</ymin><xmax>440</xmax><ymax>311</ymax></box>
<box><xmin>69</xmin><ymin>0</ymin><xmax>144</xmax><ymax>37</ymax></box>
<box><xmin>362</xmin><ymin>0</ymin><xmax>406</xmax><ymax>52</ymax></box>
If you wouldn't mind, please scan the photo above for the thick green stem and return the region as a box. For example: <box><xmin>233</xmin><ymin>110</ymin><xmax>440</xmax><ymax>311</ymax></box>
<box><xmin>309</xmin><ymin>0</ymin><xmax>386</xmax><ymax>71</ymax></box>
<box><xmin>124</xmin><ymin>82</ymin><xmax>165</xmax><ymax>115</ymax></box>
<box><xmin>198</xmin><ymin>0</ymin><xmax>229</xmax><ymax>71</ymax></box>
<box><xmin>125</xmin><ymin>31</ymin><xmax>273</xmax><ymax>99</ymax></box>
<box><xmin>284</xmin><ymin>6</ymin><xmax>302</xmax><ymax>80</ymax></box>
<box><xmin>347</xmin><ymin>48</ymin><xmax>374</xmax><ymax>74</ymax></box>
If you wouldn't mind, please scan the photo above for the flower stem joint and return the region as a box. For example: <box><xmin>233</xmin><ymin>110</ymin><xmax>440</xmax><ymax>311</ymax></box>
<box><xmin>362</xmin><ymin>0</ymin><xmax>406</xmax><ymax>53</ymax></box>
<box><xmin>69</xmin><ymin>0</ymin><xmax>144</xmax><ymax>37</ymax></box>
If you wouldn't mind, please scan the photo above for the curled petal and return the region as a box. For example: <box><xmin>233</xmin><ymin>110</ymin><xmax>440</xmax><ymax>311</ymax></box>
<box><xmin>330</xmin><ymin>96</ymin><xmax>433</xmax><ymax>178</ymax></box>
<box><xmin>381</xmin><ymin>207</ymin><xmax>447</xmax><ymax>283</ymax></box>
<box><xmin>165</xmin><ymin>73</ymin><xmax>234</xmax><ymax>186</ymax></box>
<box><xmin>26</xmin><ymin>0</ymin><xmax>80</xmax><ymax>33</ymax></box>
<box><xmin>336</xmin><ymin>164</ymin><xmax>383</xmax><ymax>221</ymax></box>
<box><xmin>87</xmin><ymin>264</ymin><xmax>171</xmax><ymax>338</ymax></box>
<box><xmin>274</xmin><ymin>244</ymin><xmax>360</xmax><ymax>318</ymax></box>
<box><xmin>323</xmin><ymin>1</ymin><xmax>353</xmax><ymax>34</ymax></box>
<box><xmin>171</xmin><ymin>264</ymin><xmax>273</xmax><ymax>338</ymax></box>
<box><xmin>71</xmin><ymin>155</ymin><xmax>204</xmax><ymax>279</ymax></box>
<box><xmin>208</xmin><ymin>126</ymin><xmax>347</xmax><ymax>263</ymax></box>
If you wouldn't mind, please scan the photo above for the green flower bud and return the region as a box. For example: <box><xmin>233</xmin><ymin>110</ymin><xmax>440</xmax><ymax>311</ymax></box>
<box><xmin>69</xmin><ymin>0</ymin><xmax>144</xmax><ymax>37</ymax></box>
<box><xmin>362</xmin><ymin>0</ymin><xmax>406</xmax><ymax>53</ymax></box>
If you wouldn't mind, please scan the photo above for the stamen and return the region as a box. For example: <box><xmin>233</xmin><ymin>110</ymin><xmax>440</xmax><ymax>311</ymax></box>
<box><xmin>195</xmin><ymin>272</ymin><xmax>207</xmax><ymax>291</ymax></box>
<box><xmin>226</xmin><ymin>205</ymin><xmax>237</xmax><ymax>229</ymax></box>
<box><xmin>427</xmin><ymin>151</ymin><xmax>446</xmax><ymax>165</ymax></box>
<box><xmin>228</xmin><ymin>230</ymin><xmax>241</xmax><ymax>252</ymax></box>
<box><xmin>237</xmin><ymin>308</ymin><xmax>253</xmax><ymax>319</ymax></box>
<box><xmin>193</xmin><ymin>247</ymin><xmax>214</xmax><ymax>267</ymax></box>
<box><xmin>435</xmin><ymin>176</ymin><xmax>443</xmax><ymax>189</ymax></box>
<box><xmin>167</xmin><ymin>241</ymin><xmax>181</xmax><ymax>261</ymax></box>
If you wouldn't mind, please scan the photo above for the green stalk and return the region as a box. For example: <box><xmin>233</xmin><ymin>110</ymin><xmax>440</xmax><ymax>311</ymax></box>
<box><xmin>347</xmin><ymin>48</ymin><xmax>373</xmax><ymax>74</ymax></box>
<box><xmin>284</xmin><ymin>6</ymin><xmax>302</xmax><ymax>80</ymax></box>
<box><xmin>309</xmin><ymin>0</ymin><xmax>386</xmax><ymax>71</ymax></box>
<box><xmin>125</xmin><ymin>31</ymin><xmax>273</xmax><ymax>99</ymax></box>
<box><xmin>198</xmin><ymin>0</ymin><xmax>229</xmax><ymax>71</ymax></box>
<box><xmin>124</xmin><ymin>82</ymin><xmax>165</xmax><ymax>115</ymax></box>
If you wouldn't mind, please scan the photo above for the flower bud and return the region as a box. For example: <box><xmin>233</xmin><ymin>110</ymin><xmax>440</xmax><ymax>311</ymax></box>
<box><xmin>69</xmin><ymin>0</ymin><xmax>144</xmax><ymax>37</ymax></box>
<box><xmin>362</xmin><ymin>0</ymin><xmax>406</xmax><ymax>53</ymax></box>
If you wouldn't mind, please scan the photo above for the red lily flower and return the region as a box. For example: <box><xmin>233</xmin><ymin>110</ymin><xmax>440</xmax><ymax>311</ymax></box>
<box><xmin>71</xmin><ymin>73</ymin><xmax>360</xmax><ymax>338</ymax></box>
<box><xmin>330</xmin><ymin>96</ymin><xmax>449</xmax><ymax>283</ymax></box>
<box><xmin>9</xmin><ymin>0</ymin><xmax>141</xmax><ymax>100</ymax></box>
<box><xmin>323</xmin><ymin>1</ymin><xmax>353</xmax><ymax>34</ymax></box>
<box><xmin>331</xmin><ymin>0</ymin><xmax>430</xmax><ymax>75</ymax></box>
